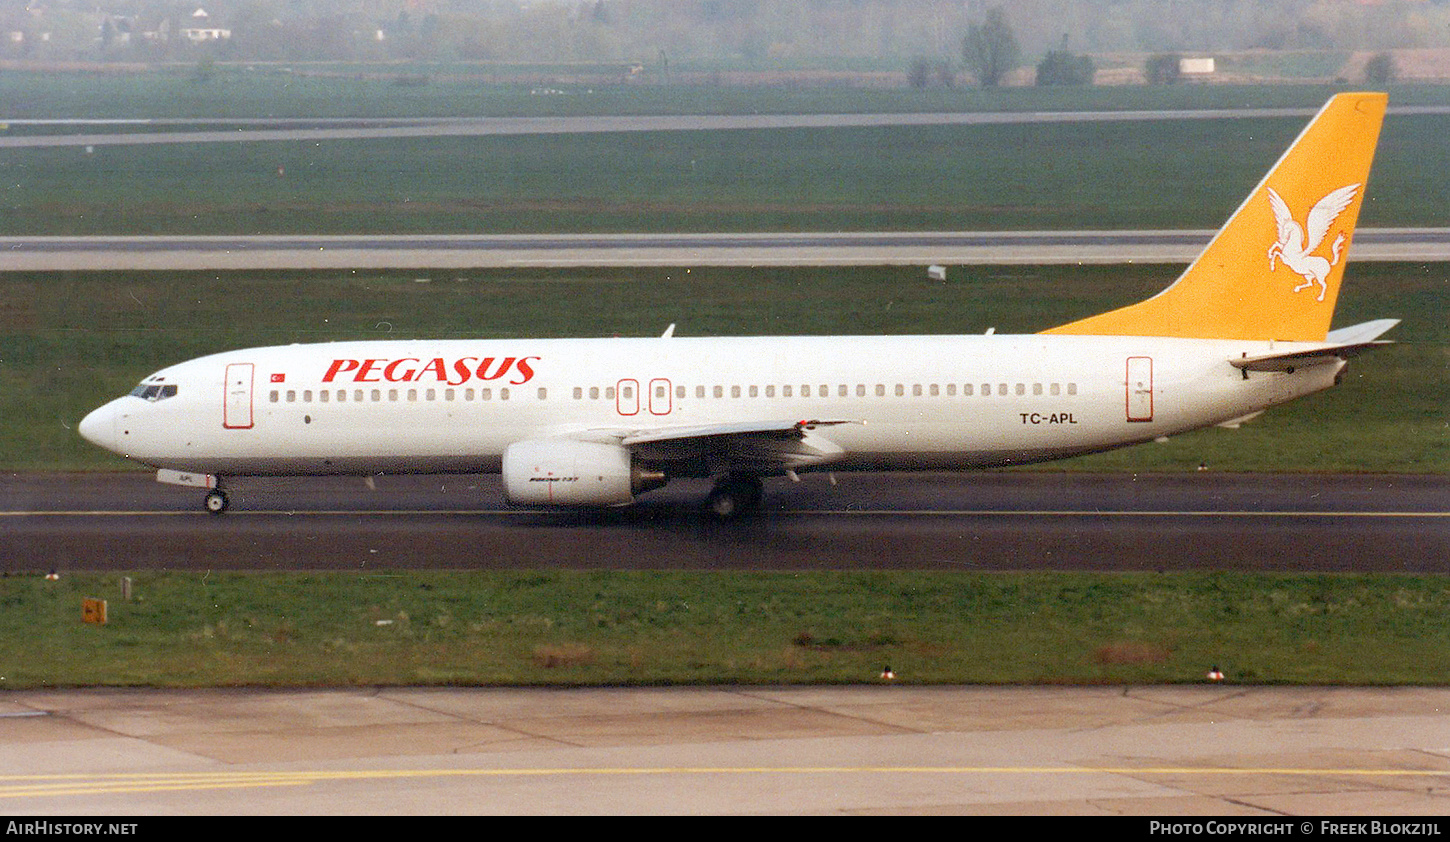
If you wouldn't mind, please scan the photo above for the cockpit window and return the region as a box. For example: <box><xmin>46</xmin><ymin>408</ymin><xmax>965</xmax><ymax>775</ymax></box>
<box><xmin>129</xmin><ymin>383</ymin><xmax>179</xmax><ymax>402</ymax></box>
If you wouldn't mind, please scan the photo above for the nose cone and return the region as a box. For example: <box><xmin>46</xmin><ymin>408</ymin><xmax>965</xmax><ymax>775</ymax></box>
<box><xmin>78</xmin><ymin>401</ymin><xmax>121</xmax><ymax>455</ymax></box>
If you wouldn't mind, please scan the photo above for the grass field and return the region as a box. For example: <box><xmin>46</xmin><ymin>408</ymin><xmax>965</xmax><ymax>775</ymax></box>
<box><xmin>4</xmin><ymin>87</ymin><xmax>1450</xmax><ymax>235</ymax></box>
<box><xmin>7</xmin><ymin>570</ymin><xmax>1450</xmax><ymax>689</ymax></box>
<box><xmin>5</xmin><ymin>70</ymin><xmax>1449</xmax><ymax>121</ymax></box>
<box><xmin>6</xmin><ymin>262</ymin><xmax>1445</xmax><ymax>474</ymax></box>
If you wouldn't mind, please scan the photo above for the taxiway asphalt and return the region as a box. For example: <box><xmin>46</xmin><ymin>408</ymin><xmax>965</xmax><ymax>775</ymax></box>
<box><xmin>5</xmin><ymin>229</ymin><xmax>1449</xmax><ymax>269</ymax></box>
<box><xmin>3</xmin><ymin>685</ymin><xmax>1449</xmax><ymax>815</ymax></box>
<box><xmin>3</xmin><ymin>471</ymin><xmax>1445</xmax><ymax>573</ymax></box>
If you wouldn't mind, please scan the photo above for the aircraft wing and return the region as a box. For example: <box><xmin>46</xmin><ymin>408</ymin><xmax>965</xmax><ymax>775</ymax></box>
<box><xmin>593</xmin><ymin>419</ymin><xmax>858</xmax><ymax>473</ymax></box>
<box><xmin>619</xmin><ymin>419</ymin><xmax>854</xmax><ymax>447</ymax></box>
<box><xmin>1230</xmin><ymin>319</ymin><xmax>1399</xmax><ymax>373</ymax></box>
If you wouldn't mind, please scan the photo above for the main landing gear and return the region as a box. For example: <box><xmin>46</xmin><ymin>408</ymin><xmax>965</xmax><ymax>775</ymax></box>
<box><xmin>704</xmin><ymin>474</ymin><xmax>763</xmax><ymax>521</ymax></box>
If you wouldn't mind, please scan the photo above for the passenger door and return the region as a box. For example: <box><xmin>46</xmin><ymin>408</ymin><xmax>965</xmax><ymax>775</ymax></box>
<box><xmin>1126</xmin><ymin>356</ymin><xmax>1153</xmax><ymax>422</ymax></box>
<box><xmin>223</xmin><ymin>363</ymin><xmax>255</xmax><ymax>429</ymax></box>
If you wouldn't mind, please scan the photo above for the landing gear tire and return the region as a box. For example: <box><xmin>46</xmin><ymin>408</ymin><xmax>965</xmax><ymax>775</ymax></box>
<box><xmin>204</xmin><ymin>489</ymin><xmax>229</xmax><ymax>515</ymax></box>
<box><xmin>705</xmin><ymin>475</ymin><xmax>763</xmax><ymax>521</ymax></box>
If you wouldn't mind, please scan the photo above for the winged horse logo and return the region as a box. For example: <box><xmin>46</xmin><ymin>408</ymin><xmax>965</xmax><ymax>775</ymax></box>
<box><xmin>1266</xmin><ymin>184</ymin><xmax>1359</xmax><ymax>302</ymax></box>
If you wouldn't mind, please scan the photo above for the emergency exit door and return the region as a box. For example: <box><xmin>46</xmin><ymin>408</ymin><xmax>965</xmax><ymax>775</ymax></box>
<box><xmin>1126</xmin><ymin>356</ymin><xmax>1153</xmax><ymax>422</ymax></box>
<box><xmin>224</xmin><ymin>363</ymin><xmax>255</xmax><ymax>429</ymax></box>
<box><xmin>648</xmin><ymin>378</ymin><xmax>673</xmax><ymax>415</ymax></box>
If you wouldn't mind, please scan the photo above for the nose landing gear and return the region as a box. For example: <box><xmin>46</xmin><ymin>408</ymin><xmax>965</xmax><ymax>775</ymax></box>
<box><xmin>203</xmin><ymin>488</ymin><xmax>230</xmax><ymax>514</ymax></box>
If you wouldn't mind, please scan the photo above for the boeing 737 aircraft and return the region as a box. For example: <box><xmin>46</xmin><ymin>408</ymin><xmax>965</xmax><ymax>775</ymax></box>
<box><xmin>79</xmin><ymin>93</ymin><xmax>1397</xmax><ymax>519</ymax></box>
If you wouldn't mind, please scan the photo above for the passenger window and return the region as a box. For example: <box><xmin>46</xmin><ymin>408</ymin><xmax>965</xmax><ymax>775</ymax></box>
<box><xmin>1050</xmin><ymin>383</ymin><xmax>1060</xmax><ymax>396</ymax></box>
<box><xmin>590</xmin><ymin>387</ymin><xmax>600</xmax><ymax>399</ymax></box>
<box><xmin>269</xmin><ymin>390</ymin><xmax>279</xmax><ymax>403</ymax></box>
<box><xmin>1068</xmin><ymin>383</ymin><xmax>1078</xmax><ymax>395</ymax></box>
<box><xmin>500</xmin><ymin>388</ymin><xmax>510</xmax><ymax>400</ymax></box>
<box><xmin>573</xmin><ymin>387</ymin><xmax>583</xmax><ymax>399</ymax></box>
<box><xmin>537</xmin><ymin>388</ymin><xmax>546</xmax><ymax>400</ymax></box>
<box><xmin>714</xmin><ymin>386</ymin><xmax>723</xmax><ymax>398</ymax></box>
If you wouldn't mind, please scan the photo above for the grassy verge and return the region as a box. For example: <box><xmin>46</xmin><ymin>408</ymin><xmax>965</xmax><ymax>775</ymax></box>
<box><xmin>5</xmin><ymin>111</ymin><xmax>1450</xmax><ymax>235</ymax></box>
<box><xmin>4</xmin><ymin>71</ymin><xmax>1447</xmax><ymax>121</ymax></box>
<box><xmin>5</xmin><ymin>571</ymin><xmax>1450</xmax><ymax>689</ymax></box>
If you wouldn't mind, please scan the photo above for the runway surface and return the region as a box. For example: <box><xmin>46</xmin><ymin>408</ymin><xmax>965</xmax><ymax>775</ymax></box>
<box><xmin>0</xmin><ymin>107</ymin><xmax>1388</xmax><ymax>149</ymax></box>
<box><xmin>4</xmin><ymin>685</ymin><xmax>1449</xmax><ymax>815</ymax></box>
<box><xmin>4</xmin><ymin>471</ymin><xmax>1445</xmax><ymax>573</ymax></box>
<box><xmin>6</xmin><ymin>105</ymin><xmax>1450</xmax><ymax>150</ymax></box>
<box><xmin>5</xmin><ymin>229</ymin><xmax>1450</xmax><ymax>270</ymax></box>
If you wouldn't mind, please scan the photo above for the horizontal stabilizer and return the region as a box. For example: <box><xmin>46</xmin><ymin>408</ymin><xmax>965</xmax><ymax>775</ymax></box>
<box><xmin>1216</xmin><ymin>411</ymin><xmax>1264</xmax><ymax>429</ymax></box>
<box><xmin>1325</xmin><ymin>318</ymin><xmax>1400</xmax><ymax>344</ymax></box>
<box><xmin>1231</xmin><ymin>342</ymin><xmax>1394</xmax><ymax>373</ymax></box>
<box><xmin>1231</xmin><ymin>318</ymin><xmax>1398</xmax><ymax>371</ymax></box>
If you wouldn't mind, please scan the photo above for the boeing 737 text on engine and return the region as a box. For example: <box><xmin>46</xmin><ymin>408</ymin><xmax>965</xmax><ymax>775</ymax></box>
<box><xmin>79</xmin><ymin>93</ymin><xmax>1399</xmax><ymax>519</ymax></box>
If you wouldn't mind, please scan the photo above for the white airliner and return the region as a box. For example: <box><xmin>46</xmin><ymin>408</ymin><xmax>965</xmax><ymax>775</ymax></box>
<box><xmin>79</xmin><ymin>93</ymin><xmax>1397</xmax><ymax>519</ymax></box>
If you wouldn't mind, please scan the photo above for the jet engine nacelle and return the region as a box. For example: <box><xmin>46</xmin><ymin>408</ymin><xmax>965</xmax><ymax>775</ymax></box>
<box><xmin>502</xmin><ymin>439</ymin><xmax>664</xmax><ymax>507</ymax></box>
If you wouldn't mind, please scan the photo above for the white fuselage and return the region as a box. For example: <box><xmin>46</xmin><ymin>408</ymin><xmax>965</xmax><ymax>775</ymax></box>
<box><xmin>79</xmin><ymin>333</ymin><xmax>1341</xmax><ymax>478</ymax></box>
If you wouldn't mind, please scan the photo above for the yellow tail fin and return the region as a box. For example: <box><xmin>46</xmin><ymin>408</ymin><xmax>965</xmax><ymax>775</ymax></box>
<box><xmin>1043</xmin><ymin>92</ymin><xmax>1387</xmax><ymax>342</ymax></box>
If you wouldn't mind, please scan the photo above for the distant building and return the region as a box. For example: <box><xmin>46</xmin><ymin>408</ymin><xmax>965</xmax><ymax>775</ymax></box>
<box><xmin>181</xmin><ymin>8</ymin><xmax>230</xmax><ymax>43</ymax></box>
<box><xmin>1179</xmin><ymin>57</ymin><xmax>1215</xmax><ymax>77</ymax></box>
